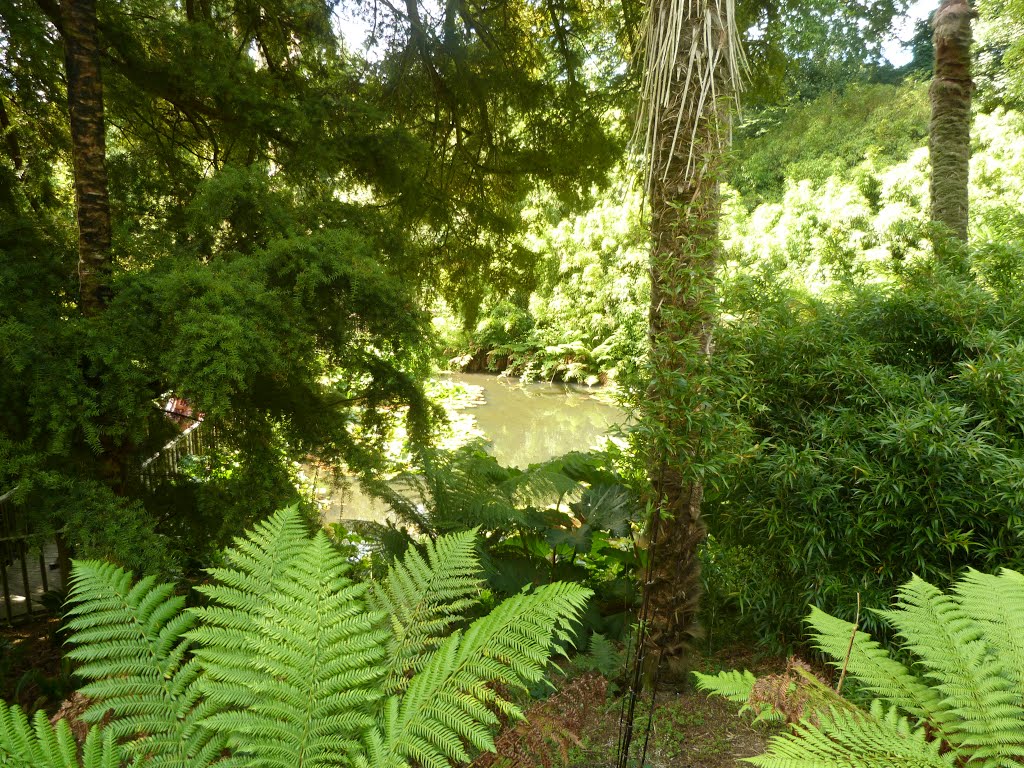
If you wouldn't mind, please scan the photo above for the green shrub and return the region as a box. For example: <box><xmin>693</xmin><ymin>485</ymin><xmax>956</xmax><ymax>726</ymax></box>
<box><xmin>0</xmin><ymin>507</ymin><xmax>590</xmax><ymax>768</ymax></box>
<box><xmin>706</xmin><ymin>263</ymin><xmax>1024</xmax><ymax>644</ymax></box>
<box><xmin>731</xmin><ymin>82</ymin><xmax>929</xmax><ymax>206</ymax></box>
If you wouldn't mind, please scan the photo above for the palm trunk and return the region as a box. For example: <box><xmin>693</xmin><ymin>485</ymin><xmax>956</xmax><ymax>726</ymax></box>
<box><xmin>638</xmin><ymin>0</ymin><xmax>740</xmax><ymax>682</ymax></box>
<box><xmin>60</xmin><ymin>0</ymin><xmax>112</xmax><ymax>315</ymax></box>
<box><xmin>929</xmin><ymin>0</ymin><xmax>975</xmax><ymax>245</ymax></box>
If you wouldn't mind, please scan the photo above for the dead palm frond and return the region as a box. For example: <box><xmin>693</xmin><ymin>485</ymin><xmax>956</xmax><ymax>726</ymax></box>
<box><xmin>632</xmin><ymin>0</ymin><xmax>747</xmax><ymax>197</ymax></box>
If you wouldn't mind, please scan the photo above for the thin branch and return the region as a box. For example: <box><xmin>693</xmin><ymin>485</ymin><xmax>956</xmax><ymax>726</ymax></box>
<box><xmin>836</xmin><ymin>592</ymin><xmax>861</xmax><ymax>695</ymax></box>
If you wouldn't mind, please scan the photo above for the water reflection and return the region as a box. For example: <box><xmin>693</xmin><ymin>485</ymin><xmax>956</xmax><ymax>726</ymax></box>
<box><xmin>319</xmin><ymin>373</ymin><xmax>623</xmax><ymax>522</ymax></box>
<box><xmin>446</xmin><ymin>373</ymin><xmax>620</xmax><ymax>468</ymax></box>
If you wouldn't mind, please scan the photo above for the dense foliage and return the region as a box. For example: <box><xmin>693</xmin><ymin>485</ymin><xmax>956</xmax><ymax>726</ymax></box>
<box><xmin>704</xmin><ymin>101</ymin><xmax>1024</xmax><ymax>642</ymax></box>
<box><xmin>7</xmin><ymin>3</ymin><xmax>1024</xmax><ymax>764</ymax></box>
<box><xmin>448</xmin><ymin>74</ymin><xmax>1024</xmax><ymax>648</ymax></box>
<box><xmin>0</xmin><ymin>0</ymin><xmax>625</xmax><ymax>570</ymax></box>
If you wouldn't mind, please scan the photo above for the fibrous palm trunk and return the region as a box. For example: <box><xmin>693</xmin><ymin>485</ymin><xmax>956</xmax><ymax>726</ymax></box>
<box><xmin>59</xmin><ymin>0</ymin><xmax>112</xmax><ymax>316</ymax></box>
<box><xmin>636</xmin><ymin>0</ymin><xmax>742</xmax><ymax>682</ymax></box>
<box><xmin>929</xmin><ymin>0</ymin><xmax>975</xmax><ymax>245</ymax></box>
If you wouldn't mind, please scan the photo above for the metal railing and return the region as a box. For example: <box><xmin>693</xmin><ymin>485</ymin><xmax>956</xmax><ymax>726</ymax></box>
<box><xmin>140</xmin><ymin>420</ymin><xmax>217</xmax><ymax>489</ymax></box>
<box><xmin>1</xmin><ymin>417</ymin><xmax>218</xmax><ymax>623</ymax></box>
<box><xmin>0</xmin><ymin>489</ymin><xmax>66</xmax><ymax>625</ymax></box>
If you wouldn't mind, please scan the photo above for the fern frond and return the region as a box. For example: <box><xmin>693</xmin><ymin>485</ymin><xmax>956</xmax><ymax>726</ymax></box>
<box><xmin>502</xmin><ymin>464</ymin><xmax>577</xmax><ymax>511</ymax></box>
<box><xmin>954</xmin><ymin>568</ymin><xmax>1024</xmax><ymax>690</ymax></box>
<box><xmin>879</xmin><ymin>575</ymin><xmax>1024</xmax><ymax>763</ymax></box>
<box><xmin>0</xmin><ymin>701</ymin><xmax>121</xmax><ymax>768</ymax></box>
<box><xmin>192</xmin><ymin>532</ymin><xmax>390</xmax><ymax>768</ymax></box>
<box><xmin>369</xmin><ymin>529</ymin><xmax>482</xmax><ymax>693</ymax></box>
<box><xmin>188</xmin><ymin>506</ymin><xmax>312</xmax><ymax>689</ymax></box>
<box><xmin>806</xmin><ymin>606</ymin><xmax>942</xmax><ymax>721</ymax></box>
<box><xmin>694</xmin><ymin>669</ymin><xmax>757</xmax><ymax>703</ymax></box>
<box><xmin>747</xmin><ymin>701</ymin><xmax>955</xmax><ymax>768</ymax></box>
<box><xmin>367</xmin><ymin>581</ymin><xmax>592</xmax><ymax>768</ymax></box>
<box><xmin>578</xmin><ymin>632</ymin><xmax>623</xmax><ymax>678</ymax></box>
<box><xmin>63</xmin><ymin>560</ymin><xmax>225</xmax><ymax>768</ymax></box>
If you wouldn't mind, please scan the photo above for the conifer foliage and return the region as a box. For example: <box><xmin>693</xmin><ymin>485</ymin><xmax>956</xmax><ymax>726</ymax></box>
<box><xmin>0</xmin><ymin>507</ymin><xmax>590</xmax><ymax>768</ymax></box>
<box><xmin>695</xmin><ymin>568</ymin><xmax>1024</xmax><ymax>767</ymax></box>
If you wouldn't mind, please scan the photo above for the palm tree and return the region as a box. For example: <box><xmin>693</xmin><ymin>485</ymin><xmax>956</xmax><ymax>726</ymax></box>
<box><xmin>929</xmin><ymin>0</ymin><xmax>976</xmax><ymax>246</ymax></box>
<box><xmin>634</xmin><ymin>0</ymin><xmax>743</xmax><ymax>681</ymax></box>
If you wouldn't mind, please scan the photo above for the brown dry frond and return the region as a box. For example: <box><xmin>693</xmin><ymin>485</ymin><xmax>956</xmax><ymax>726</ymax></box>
<box><xmin>473</xmin><ymin>674</ymin><xmax>608</xmax><ymax>768</ymax></box>
<box><xmin>632</xmin><ymin>0</ymin><xmax>747</xmax><ymax>196</ymax></box>
<box><xmin>747</xmin><ymin>656</ymin><xmax>839</xmax><ymax>726</ymax></box>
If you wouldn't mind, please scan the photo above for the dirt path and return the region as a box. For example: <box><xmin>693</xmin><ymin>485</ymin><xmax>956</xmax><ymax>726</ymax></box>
<box><xmin>482</xmin><ymin>648</ymin><xmax>786</xmax><ymax>768</ymax></box>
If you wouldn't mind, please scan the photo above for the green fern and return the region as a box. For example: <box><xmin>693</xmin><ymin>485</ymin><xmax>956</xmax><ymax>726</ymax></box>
<box><xmin>700</xmin><ymin>568</ymin><xmax>1024</xmax><ymax>767</ymax></box>
<box><xmin>63</xmin><ymin>561</ymin><xmax>226</xmax><ymax>767</ymax></box>
<box><xmin>192</xmin><ymin>532</ymin><xmax>390</xmax><ymax>768</ymax></box>
<box><xmin>954</xmin><ymin>569</ymin><xmax>1024</xmax><ymax>690</ymax></box>
<box><xmin>576</xmin><ymin>632</ymin><xmax>624</xmax><ymax>678</ymax></box>
<box><xmin>693</xmin><ymin>669</ymin><xmax>786</xmax><ymax>724</ymax></box>
<box><xmin>10</xmin><ymin>506</ymin><xmax>590</xmax><ymax>768</ymax></box>
<box><xmin>749</xmin><ymin>701</ymin><xmax>955</xmax><ymax>768</ymax></box>
<box><xmin>361</xmin><ymin>581</ymin><xmax>592</xmax><ymax>768</ymax></box>
<box><xmin>0</xmin><ymin>701</ymin><xmax>121</xmax><ymax>768</ymax></box>
<box><xmin>693</xmin><ymin>669</ymin><xmax>758</xmax><ymax>704</ymax></box>
<box><xmin>368</xmin><ymin>529</ymin><xmax>483</xmax><ymax>693</ymax></box>
<box><xmin>805</xmin><ymin>606</ymin><xmax>942</xmax><ymax>723</ymax></box>
<box><xmin>875</xmin><ymin>575</ymin><xmax>1024</xmax><ymax>762</ymax></box>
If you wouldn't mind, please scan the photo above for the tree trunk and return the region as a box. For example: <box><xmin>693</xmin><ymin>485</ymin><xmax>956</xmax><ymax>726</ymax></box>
<box><xmin>0</xmin><ymin>96</ymin><xmax>24</xmax><ymax>173</ymax></box>
<box><xmin>929</xmin><ymin>0</ymin><xmax>975</xmax><ymax>244</ymax></box>
<box><xmin>640</xmin><ymin>0</ymin><xmax>738</xmax><ymax>683</ymax></box>
<box><xmin>59</xmin><ymin>0</ymin><xmax>112</xmax><ymax>315</ymax></box>
<box><xmin>57</xmin><ymin>0</ymin><xmax>131</xmax><ymax>492</ymax></box>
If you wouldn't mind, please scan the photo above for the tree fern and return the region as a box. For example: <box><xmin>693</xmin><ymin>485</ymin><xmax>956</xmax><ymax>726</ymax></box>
<box><xmin>806</xmin><ymin>606</ymin><xmax>942</xmax><ymax>722</ymax></box>
<box><xmin>954</xmin><ymin>569</ymin><xmax>1024</xmax><ymax>690</ymax></box>
<box><xmin>877</xmin><ymin>575</ymin><xmax>1024</xmax><ymax>764</ymax></box>
<box><xmin>185</xmin><ymin>505</ymin><xmax>315</xmax><ymax>720</ymax></box>
<box><xmin>3</xmin><ymin>506</ymin><xmax>590</xmax><ymax>768</ymax></box>
<box><xmin>700</xmin><ymin>568</ymin><xmax>1024</xmax><ymax>767</ymax></box>
<box><xmin>193</xmin><ymin>532</ymin><xmax>390</xmax><ymax>768</ymax></box>
<box><xmin>362</xmin><ymin>581</ymin><xmax>592</xmax><ymax>768</ymax></box>
<box><xmin>368</xmin><ymin>529</ymin><xmax>483</xmax><ymax>693</ymax></box>
<box><xmin>0</xmin><ymin>702</ymin><xmax>121</xmax><ymax>768</ymax></box>
<box><xmin>63</xmin><ymin>561</ymin><xmax>226</xmax><ymax>768</ymax></box>
<box><xmin>749</xmin><ymin>701</ymin><xmax>955</xmax><ymax>768</ymax></box>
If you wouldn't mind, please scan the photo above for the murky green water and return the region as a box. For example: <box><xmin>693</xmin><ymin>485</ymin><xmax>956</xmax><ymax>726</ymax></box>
<box><xmin>446</xmin><ymin>373</ymin><xmax>621</xmax><ymax>467</ymax></box>
<box><xmin>319</xmin><ymin>374</ymin><xmax>623</xmax><ymax>523</ymax></box>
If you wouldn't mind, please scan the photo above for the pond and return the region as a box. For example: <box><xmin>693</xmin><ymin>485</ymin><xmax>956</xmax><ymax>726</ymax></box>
<box><xmin>444</xmin><ymin>373</ymin><xmax>622</xmax><ymax>467</ymax></box>
<box><xmin>319</xmin><ymin>373</ymin><xmax>623</xmax><ymax>523</ymax></box>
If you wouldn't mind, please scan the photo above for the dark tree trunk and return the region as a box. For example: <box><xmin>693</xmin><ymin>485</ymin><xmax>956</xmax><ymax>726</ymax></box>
<box><xmin>0</xmin><ymin>96</ymin><xmax>23</xmax><ymax>172</ymax></box>
<box><xmin>56</xmin><ymin>0</ymin><xmax>131</xmax><ymax>493</ymax></box>
<box><xmin>929</xmin><ymin>0</ymin><xmax>975</xmax><ymax>244</ymax></box>
<box><xmin>59</xmin><ymin>0</ymin><xmax>112</xmax><ymax>315</ymax></box>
